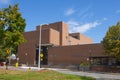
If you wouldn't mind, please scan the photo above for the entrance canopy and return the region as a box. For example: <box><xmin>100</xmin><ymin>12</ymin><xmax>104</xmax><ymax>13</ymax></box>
<box><xmin>36</xmin><ymin>43</ymin><xmax>56</xmax><ymax>47</ymax></box>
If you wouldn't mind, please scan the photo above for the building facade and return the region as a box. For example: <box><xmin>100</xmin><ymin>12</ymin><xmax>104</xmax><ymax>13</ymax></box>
<box><xmin>18</xmin><ymin>21</ymin><xmax>94</xmax><ymax>65</ymax></box>
<box><xmin>18</xmin><ymin>21</ymin><xmax>120</xmax><ymax>72</ymax></box>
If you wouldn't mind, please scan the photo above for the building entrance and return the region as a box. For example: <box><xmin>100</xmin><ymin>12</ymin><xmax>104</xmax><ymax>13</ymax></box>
<box><xmin>36</xmin><ymin>46</ymin><xmax>48</xmax><ymax>65</ymax></box>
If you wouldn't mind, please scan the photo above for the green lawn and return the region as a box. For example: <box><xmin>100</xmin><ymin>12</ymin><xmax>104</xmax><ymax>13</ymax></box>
<box><xmin>0</xmin><ymin>68</ymin><xmax>95</xmax><ymax>80</ymax></box>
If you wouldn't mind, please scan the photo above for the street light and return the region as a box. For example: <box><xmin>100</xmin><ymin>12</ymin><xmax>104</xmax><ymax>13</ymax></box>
<box><xmin>38</xmin><ymin>25</ymin><xmax>42</xmax><ymax>68</ymax></box>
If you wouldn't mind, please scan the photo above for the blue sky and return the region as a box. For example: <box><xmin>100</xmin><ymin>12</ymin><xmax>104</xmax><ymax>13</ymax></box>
<box><xmin>0</xmin><ymin>0</ymin><xmax>120</xmax><ymax>43</ymax></box>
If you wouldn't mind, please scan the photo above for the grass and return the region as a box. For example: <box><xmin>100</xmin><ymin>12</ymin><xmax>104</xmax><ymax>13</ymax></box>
<box><xmin>0</xmin><ymin>68</ymin><xmax>95</xmax><ymax>80</ymax></box>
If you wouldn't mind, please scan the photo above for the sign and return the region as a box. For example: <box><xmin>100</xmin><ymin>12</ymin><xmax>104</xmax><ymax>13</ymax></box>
<box><xmin>40</xmin><ymin>53</ymin><xmax>43</xmax><ymax>57</ymax></box>
<box><xmin>40</xmin><ymin>58</ymin><xmax>43</xmax><ymax>61</ymax></box>
<box><xmin>6</xmin><ymin>49</ymin><xmax>10</xmax><ymax>54</ymax></box>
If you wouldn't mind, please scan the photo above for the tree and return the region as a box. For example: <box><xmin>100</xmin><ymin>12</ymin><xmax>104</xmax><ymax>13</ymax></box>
<box><xmin>0</xmin><ymin>47</ymin><xmax>9</xmax><ymax>61</ymax></box>
<box><xmin>101</xmin><ymin>22</ymin><xmax>120</xmax><ymax>60</ymax></box>
<box><xmin>0</xmin><ymin>4</ymin><xmax>26</xmax><ymax>60</ymax></box>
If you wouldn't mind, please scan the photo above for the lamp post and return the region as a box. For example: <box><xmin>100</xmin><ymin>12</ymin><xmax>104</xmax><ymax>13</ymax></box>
<box><xmin>38</xmin><ymin>25</ymin><xmax>42</xmax><ymax>68</ymax></box>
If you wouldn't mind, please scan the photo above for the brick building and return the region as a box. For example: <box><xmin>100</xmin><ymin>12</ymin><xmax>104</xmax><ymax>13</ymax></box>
<box><xmin>18</xmin><ymin>21</ymin><xmax>93</xmax><ymax>65</ymax></box>
<box><xmin>18</xmin><ymin>22</ymin><xmax>119</xmax><ymax>72</ymax></box>
<box><xmin>18</xmin><ymin>22</ymin><xmax>120</xmax><ymax>72</ymax></box>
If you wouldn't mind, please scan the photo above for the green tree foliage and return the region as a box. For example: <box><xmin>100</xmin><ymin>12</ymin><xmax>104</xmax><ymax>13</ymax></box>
<box><xmin>0</xmin><ymin>47</ymin><xmax>9</xmax><ymax>61</ymax></box>
<box><xmin>0</xmin><ymin>4</ymin><xmax>26</xmax><ymax>60</ymax></box>
<box><xmin>101</xmin><ymin>22</ymin><xmax>120</xmax><ymax>60</ymax></box>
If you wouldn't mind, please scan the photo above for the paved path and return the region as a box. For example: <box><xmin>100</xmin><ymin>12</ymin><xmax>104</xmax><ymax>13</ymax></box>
<box><xmin>47</xmin><ymin>68</ymin><xmax>120</xmax><ymax>80</ymax></box>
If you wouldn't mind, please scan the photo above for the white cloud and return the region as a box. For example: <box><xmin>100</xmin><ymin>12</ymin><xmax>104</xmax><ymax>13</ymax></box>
<box><xmin>0</xmin><ymin>0</ymin><xmax>10</xmax><ymax>4</ymax></box>
<box><xmin>65</xmin><ymin>8</ymin><xmax>75</xmax><ymax>16</ymax></box>
<box><xmin>67</xmin><ymin>20</ymin><xmax>79</xmax><ymax>26</ymax></box>
<box><xmin>67</xmin><ymin>20</ymin><xmax>100</xmax><ymax>33</ymax></box>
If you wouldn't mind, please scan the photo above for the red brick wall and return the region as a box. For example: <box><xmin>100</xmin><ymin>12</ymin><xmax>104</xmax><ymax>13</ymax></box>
<box><xmin>18</xmin><ymin>31</ymin><xmax>39</xmax><ymax>65</ymax></box>
<box><xmin>48</xmin><ymin>43</ymin><xmax>105</xmax><ymax>65</ymax></box>
<box><xmin>69</xmin><ymin>33</ymin><xmax>93</xmax><ymax>44</ymax></box>
<box><xmin>49</xmin><ymin>28</ymin><xmax>60</xmax><ymax>45</ymax></box>
<box><xmin>36</xmin><ymin>22</ymin><xmax>93</xmax><ymax>46</ymax></box>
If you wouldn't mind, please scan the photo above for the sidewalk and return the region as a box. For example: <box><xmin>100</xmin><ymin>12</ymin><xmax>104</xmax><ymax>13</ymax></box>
<box><xmin>47</xmin><ymin>68</ymin><xmax>120</xmax><ymax>80</ymax></box>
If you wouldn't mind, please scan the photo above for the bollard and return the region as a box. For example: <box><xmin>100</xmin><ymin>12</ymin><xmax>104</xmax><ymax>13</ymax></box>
<box><xmin>15</xmin><ymin>62</ymin><xmax>18</xmax><ymax>68</ymax></box>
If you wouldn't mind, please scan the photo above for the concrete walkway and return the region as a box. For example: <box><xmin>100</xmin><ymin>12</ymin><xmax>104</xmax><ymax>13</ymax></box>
<box><xmin>47</xmin><ymin>68</ymin><xmax>120</xmax><ymax>80</ymax></box>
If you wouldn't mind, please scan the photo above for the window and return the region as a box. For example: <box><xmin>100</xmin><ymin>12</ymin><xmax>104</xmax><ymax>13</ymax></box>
<box><xmin>72</xmin><ymin>36</ymin><xmax>79</xmax><ymax>39</ymax></box>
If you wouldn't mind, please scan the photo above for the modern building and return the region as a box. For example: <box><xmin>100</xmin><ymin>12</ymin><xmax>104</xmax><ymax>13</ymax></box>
<box><xmin>18</xmin><ymin>21</ymin><xmax>120</xmax><ymax>72</ymax></box>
